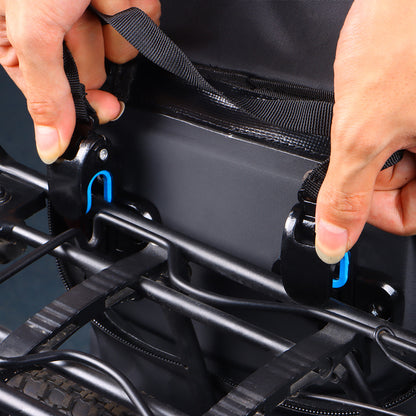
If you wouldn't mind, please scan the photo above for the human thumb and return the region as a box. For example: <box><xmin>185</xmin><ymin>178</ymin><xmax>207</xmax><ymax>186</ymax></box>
<box><xmin>6</xmin><ymin>4</ymin><xmax>78</xmax><ymax>164</ymax></box>
<box><xmin>315</xmin><ymin>153</ymin><xmax>382</xmax><ymax>264</ymax></box>
<box><xmin>24</xmin><ymin>43</ymin><xmax>76</xmax><ymax>164</ymax></box>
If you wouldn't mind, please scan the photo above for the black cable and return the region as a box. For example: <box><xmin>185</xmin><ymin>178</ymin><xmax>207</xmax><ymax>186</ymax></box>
<box><xmin>168</xmin><ymin>248</ymin><xmax>416</xmax><ymax>390</ymax></box>
<box><xmin>92</xmin><ymin>213</ymin><xmax>317</xmax><ymax>315</ymax></box>
<box><xmin>0</xmin><ymin>229</ymin><xmax>78</xmax><ymax>285</ymax></box>
<box><xmin>89</xmin><ymin>210</ymin><xmax>416</xmax><ymax>360</ymax></box>
<box><xmin>168</xmin><ymin>247</ymin><xmax>308</xmax><ymax>312</ymax></box>
<box><xmin>90</xmin><ymin>211</ymin><xmax>303</xmax><ymax>314</ymax></box>
<box><xmin>375</xmin><ymin>327</ymin><xmax>416</xmax><ymax>376</ymax></box>
<box><xmin>0</xmin><ymin>349</ymin><xmax>153</xmax><ymax>416</ymax></box>
<box><xmin>300</xmin><ymin>393</ymin><xmax>406</xmax><ymax>416</ymax></box>
<box><xmin>167</xmin><ymin>260</ymin><xmax>416</xmax><ymax>368</ymax></box>
<box><xmin>169</xmin><ymin>269</ymin><xmax>323</xmax><ymax>312</ymax></box>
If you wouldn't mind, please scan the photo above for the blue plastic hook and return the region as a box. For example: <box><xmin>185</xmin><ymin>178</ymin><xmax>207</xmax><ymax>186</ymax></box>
<box><xmin>332</xmin><ymin>251</ymin><xmax>350</xmax><ymax>289</ymax></box>
<box><xmin>85</xmin><ymin>170</ymin><xmax>113</xmax><ymax>214</ymax></box>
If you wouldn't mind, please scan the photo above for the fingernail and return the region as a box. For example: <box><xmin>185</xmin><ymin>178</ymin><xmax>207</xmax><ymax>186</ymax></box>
<box><xmin>315</xmin><ymin>219</ymin><xmax>348</xmax><ymax>264</ymax></box>
<box><xmin>112</xmin><ymin>101</ymin><xmax>125</xmax><ymax>122</ymax></box>
<box><xmin>34</xmin><ymin>125</ymin><xmax>60</xmax><ymax>164</ymax></box>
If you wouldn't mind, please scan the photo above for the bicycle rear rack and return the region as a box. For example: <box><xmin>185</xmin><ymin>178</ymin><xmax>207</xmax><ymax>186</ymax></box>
<box><xmin>0</xmin><ymin>147</ymin><xmax>415</xmax><ymax>416</ymax></box>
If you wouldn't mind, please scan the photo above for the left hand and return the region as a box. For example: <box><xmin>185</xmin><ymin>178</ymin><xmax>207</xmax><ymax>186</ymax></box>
<box><xmin>0</xmin><ymin>0</ymin><xmax>161</xmax><ymax>164</ymax></box>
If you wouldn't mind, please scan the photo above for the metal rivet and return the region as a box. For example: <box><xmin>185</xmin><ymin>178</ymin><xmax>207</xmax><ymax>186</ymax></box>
<box><xmin>143</xmin><ymin>211</ymin><xmax>153</xmax><ymax>220</ymax></box>
<box><xmin>370</xmin><ymin>304</ymin><xmax>380</xmax><ymax>317</ymax></box>
<box><xmin>98</xmin><ymin>148</ymin><xmax>109</xmax><ymax>162</ymax></box>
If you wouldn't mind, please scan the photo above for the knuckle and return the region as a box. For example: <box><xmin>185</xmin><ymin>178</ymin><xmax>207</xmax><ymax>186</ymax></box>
<box><xmin>332</xmin><ymin>125</ymin><xmax>381</xmax><ymax>165</ymax></box>
<box><xmin>0</xmin><ymin>34</ymin><xmax>9</xmax><ymax>46</ymax></box>
<box><xmin>13</xmin><ymin>33</ymin><xmax>54</xmax><ymax>57</ymax></box>
<box><xmin>83</xmin><ymin>69</ymin><xmax>107</xmax><ymax>90</ymax></box>
<box><xmin>27</xmin><ymin>99</ymin><xmax>57</xmax><ymax>125</ymax></box>
<box><xmin>0</xmin><ymin>20</ymin><xmax>10</xmax><ymax>47</ymax></box>
<box><xmin>148</xmin><ymin>0</ymin><xmax>162</xmax><ymax>23</ymax></box>
<box><xmin>0</xmin><ymin>17</ymin><xmax>6</xmax><ymax>34</ymax></box>
<box><xmin>8</xmin><ymin>20</ymin><xmax>61</xmax><ymax>58</ymax></box>
<box><xmin>331</xmin><ymin>104</ymin><xmax>385</xmax><ymax>163</ymax></box>
<box><xmin>136</xmin><ymin>0</ymin><xmax>161</xmax><ymax>23</ymax></box>
<box><xmin>403</xmin><ymin>227</ymin><xmax>416</xmax><ymax>237</ymax></box>
<box><xmin>346</xmin><ymin>137</ymin><xmax>379</xmax><ymax>160</ymax></box>
<box><xmin>320</xmin><ymin>189</ymin><xmax>369</xmax><ymax>223</ymax></box>
<box><xmin>400</xmin><ymin>218</ymin><xmax>416</xmax><ymax>237</ymax></box>
<box><xmin>0</xmin><ymin>46</ymin><xmax>18</xmax><ymax>67</ymax></box>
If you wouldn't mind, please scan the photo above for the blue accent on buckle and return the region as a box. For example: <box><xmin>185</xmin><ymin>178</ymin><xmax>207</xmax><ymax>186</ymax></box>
<box><xmin>332</xmin><ymin>251</ymin><xmax>350</xmax><ymax>289</ymax></box>
<box><xmin>86</xmin><ymin>170</ymin><xmax>113</xmax><ymax>214</ymax></box>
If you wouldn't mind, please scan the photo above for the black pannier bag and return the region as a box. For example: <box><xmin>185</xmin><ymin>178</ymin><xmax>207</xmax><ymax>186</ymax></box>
<box><xmin>46</xmin><ymin>1</ymin><xmax>416</xmax><ymax>415</ymax></box>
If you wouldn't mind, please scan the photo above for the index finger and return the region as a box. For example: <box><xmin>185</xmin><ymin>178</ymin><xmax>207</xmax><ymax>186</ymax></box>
<box><xmin>91</xmin><ymin>0</ymin><xmax>161</xmax><ymax>64</ymax></box>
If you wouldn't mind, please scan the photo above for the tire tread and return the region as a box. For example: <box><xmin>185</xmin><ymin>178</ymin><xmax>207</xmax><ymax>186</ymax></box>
<box><xmin>7</xmin><ymin>369</ymin><xmax>136</xmax><ymax>416</ymax></box>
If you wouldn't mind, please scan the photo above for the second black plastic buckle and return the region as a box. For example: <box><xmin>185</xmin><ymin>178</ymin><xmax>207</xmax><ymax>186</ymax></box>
<box><xmin>279</xmin><ymin>201</ymin><xmax>336</xmax><ymax>306</ymax></box>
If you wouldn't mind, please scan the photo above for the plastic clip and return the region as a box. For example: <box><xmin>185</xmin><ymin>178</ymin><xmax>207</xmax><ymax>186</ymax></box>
<box><xmin>86</xmin><ymin>170</ymin><xmax>113</xmax><ymax>214</ymax></box>
<box><xmin>332</xmin><ymin>252</ymin><xmax>350</xmax><ymax>289</ymax></box>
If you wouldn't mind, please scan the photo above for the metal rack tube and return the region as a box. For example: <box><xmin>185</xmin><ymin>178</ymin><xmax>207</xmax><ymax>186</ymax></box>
<box><xmin>138</xmin><ymin>277</ymin><xmax>295</xmax><ymax>354</ymax></box>
<box><xmin>0</xmin><ymin>158</ymin><xmax>48</xmax><ymax>192</ymax></box>
<box><xmin>11</xmin><ymin>224</ymin><xmax>111</xmax><ymax>274</ymax></box>
<box><xmin>10</xmin><ymin>225</ymin><xmax>294</xmax><ymax>355</ymax></box>
<box><xmin>100</xmin><ymin>207</ymin><xmax>290</xmax><ymax>301</ymax></box>
<box><xmin>9</xmin><ymin>224</ymin><xmax>416</xmax><ymax>359</ymax></box>
<box><xmin>93</xmin><ymin>209</ymin><xmax>416</xmax><ymax>356</ymax></box>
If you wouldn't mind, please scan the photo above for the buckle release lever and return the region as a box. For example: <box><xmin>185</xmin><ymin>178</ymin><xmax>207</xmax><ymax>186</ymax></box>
<box><xmin>47</xmin><ymin>125</ymin><xmax>114</xmax><ymax>220</ymax></box>
<box><xmin>279</xmin><ymin>197</ymin><xmax>351</xmax><ymax>306</ymax></box>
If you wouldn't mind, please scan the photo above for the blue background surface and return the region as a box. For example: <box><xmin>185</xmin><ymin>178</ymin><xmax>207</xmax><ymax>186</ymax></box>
<box><xmin>0</xmin><ymin>67</ymin><xmax>89</xmax><ymax>350</ymax></box>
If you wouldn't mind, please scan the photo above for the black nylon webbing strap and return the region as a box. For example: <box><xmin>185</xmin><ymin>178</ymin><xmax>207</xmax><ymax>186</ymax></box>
<box><xmin>92</xmin><ymin>6</ymin><xmax>403</xmax><ymax>196</ymax></box>
<box><xmin>236</xmin><ymin>95</ymin><xmax>334</xmax><ymax>137</ymax></box>
<box><xmin>63</xmin><ymin>43</ymin><xmax>96</xmax><ymax>124</ymax></box>
<box><xmin>301</xmin><ymin>159</ymin><xmax>330</xmax><ymax>203</ymax></box>
<box><xmin>94</xmin><ymin>7</ymin><xmax>335</xmax><ymax>137</ymax></box>
<box><xmin>94</xmin><ymin>7</ymin><xmax>216</xmax><ymax>94</ymax></box>
<box><xmin>301</xmin><ymin>151</ymin><xmax>404</xmax><ymax>203</ymax></box>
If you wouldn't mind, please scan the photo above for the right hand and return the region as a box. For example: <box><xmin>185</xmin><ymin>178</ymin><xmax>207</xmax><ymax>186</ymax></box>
<box><xmin>0</xmin><ymin>0</ymin><xmax>161</xmax><ymax>164</ymax></box>
<box><xmin>315</xmin><ymin>0</ymin><xmax>416</xmax><ymax>264</ymax></box>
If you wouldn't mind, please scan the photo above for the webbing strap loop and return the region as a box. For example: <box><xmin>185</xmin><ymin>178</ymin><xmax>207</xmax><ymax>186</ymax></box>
<box><xmin>91</xmin><ymin>6</ymin><xmax>403</xmax><ymax>177</ymax></box>
<box><xmin>63</xmin><ymin>43</ymin><xmax>97</xmax><ymax>126</ymax></box>
<box><xmin>92</xmin><ymin>7</ymin><xmax>335</xmax><ymax>138</ymax></box>
<box><xmin>300</xmin><ymin>151</ymin><xmax>403</xmax><ymax>205</ymax></box>
<box><xmin>64</xmin><ymin>7</ymin><xmax>404</xmax><ymax>215</ymax></box>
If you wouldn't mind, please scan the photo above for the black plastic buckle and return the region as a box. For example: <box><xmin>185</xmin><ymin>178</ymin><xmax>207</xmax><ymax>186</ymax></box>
<box><xmin>47</xmin><ymin>124</ymin><xmax>114</xmax><ymax>220</ymax></box>
<box><xmin>279</xmin><ymin>199</ymin><xmax>336</xmax><ymax>306</ymax></box>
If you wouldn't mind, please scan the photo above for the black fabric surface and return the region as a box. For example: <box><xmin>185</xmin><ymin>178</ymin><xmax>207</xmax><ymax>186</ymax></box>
<box><xmin>160</xmin><ymin>0</ymin><xmax>353</xmax><ymax>91</ymax></box>
<box><xmin>96</xmin><ymin>4</ymin><xmax>403</xmax><ymax>201</ymax></box>
<box><xmin>96</xmin><ymin>7</ymin><xmax>336</xmax><ymax>139</ymax></box>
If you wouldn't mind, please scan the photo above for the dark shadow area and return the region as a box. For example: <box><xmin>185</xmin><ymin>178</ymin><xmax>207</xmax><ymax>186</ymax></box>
<box><xmin>0</xmin><ymin>67</ymin><xmax>89</xmax><ymax>351</ymax></box>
